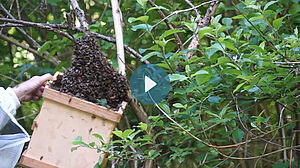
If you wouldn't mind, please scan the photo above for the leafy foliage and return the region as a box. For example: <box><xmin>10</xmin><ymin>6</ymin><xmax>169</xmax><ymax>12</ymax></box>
<box><xmin>1</xmin><ymin>0</ymin><xmax>300</xmax><ymax>167</ymax></box>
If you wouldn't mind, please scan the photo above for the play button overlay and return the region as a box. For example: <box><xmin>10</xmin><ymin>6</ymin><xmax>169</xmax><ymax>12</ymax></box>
<box><xmin>145</xmin><ymin>76</ymin><xmax>157</xmax><ymax>92</ymax></box>
<box><xmin>129</xmin><ymin>64</ymin><xmax>170</xmax><ymax>104</ymax></box>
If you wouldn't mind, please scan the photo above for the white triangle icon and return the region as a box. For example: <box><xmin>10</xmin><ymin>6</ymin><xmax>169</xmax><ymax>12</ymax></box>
<box><xmin>145</xmin><ymin>76</ymin><xmax>157</xmax><ymax>92</ymax></box>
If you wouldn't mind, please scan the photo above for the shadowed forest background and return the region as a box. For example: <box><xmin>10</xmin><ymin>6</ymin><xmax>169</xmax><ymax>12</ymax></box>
<box><xmin>1</xmin><ymin>0</ymin><xmax>300</xmax><ymax>167</ymax></box>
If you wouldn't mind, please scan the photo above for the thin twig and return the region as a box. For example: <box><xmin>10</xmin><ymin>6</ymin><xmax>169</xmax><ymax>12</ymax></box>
<box><xmin>148</xmin><ymin>0</ymin><xmax>184</xmax><ymax>50</ymax></box>
<box><xmin>232</xmin><ymin>93</ymin><xmax>289</xmax><ymax>148</ymax></box>
<box><xmin>17</xmin><ymin>112</ymin><xmax>38</xmax><ymax>121</ymax></box>
<box><xmin>153</xmin><ymin>96</ymin><xmax>250</xmax><ymax>149</ymax></box>
<box><xmin>0</xmin><ymin>34</ymin><xmax>58</xmax><ymax>65</ymax></box>
<box><xmin>274</xmin><ymin>62</ymin><xmax>300</xmax><ymax>65</ymax></box>
<box><xmin>216</xmin><ymin>145</ymin><xmax>300</xmax><ymax>160</ymax></box>
<box><xmin>183</xmin><ymin>0</ymin><xmax>200</xmax><ymax>17</ymax></box>
<box><xmin>279</xmin><ymin>105</ymin><xmax>288</xmax><ymax>161</ymax></box>
<box><xmin>254</xmin><ymin>128</ymin><xmax>278</xmax><ymax>167</ymax></box>
<box><xmin>23</xmin><ymin>0</ymin><xmax>45</xmax><ymax>17</ymax></box>
<box><xmin>212</xmin><ymin>146</ymin><xmax>240</xmax><ymax>167</ymax></box>
<box><xmin>0</xmin><ymin>18</ymin><xmax>73</xmax><ymax>40</ymax></box>
<box><xmin>70</xmin><ymin>0</ymin><xmax>89</xmax><ymax>32</ymax></box>
<box><xmin>140</xmin><ymin>0</ymin><xmax>219</xmax><ymax>37</ymax></box>
<box><xmin>0</xmin><ymin>73</ymin><xmax>20</xmax><ymax>83</ymax></box>
<box><xmin>0</xmin><ymin>2</ymin><xmax>39</xmax><ymax>48</ymax></box>
<box><xmin>186</xmin><ymin>0</ymin><xmax>219</xmax><ymax>59</ymax></box>
<box><xmin>0</xmin><ymin>18</ymin><xmax>149</xmax><ymax>64</ymax></box>
<box><xmin>15</xmin><ymin>0</ymin><xmax>21</xmax><ymax>20</ymax></box>
<box><xmin>290</xmin><ymin>132</ymin><xmax>296</xmax><ymax>168</ymax></box>
<box><xmin>99</xmin><ymin>3</ymin><xmax>108</xmax><ymax>22</ymax></box>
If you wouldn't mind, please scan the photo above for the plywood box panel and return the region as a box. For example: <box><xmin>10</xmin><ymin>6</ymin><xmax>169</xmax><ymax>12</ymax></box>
<box><xmin>19</xmin><ymin>86</ymin><xmax>126</xmax><ymax>168</ymax></box>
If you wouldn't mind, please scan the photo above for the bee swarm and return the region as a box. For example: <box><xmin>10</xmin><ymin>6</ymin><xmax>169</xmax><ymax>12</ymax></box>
<box><xmin>57</xmin><ymin>34</ymin><xmax>127</xmax><ymax>108</ymax></box>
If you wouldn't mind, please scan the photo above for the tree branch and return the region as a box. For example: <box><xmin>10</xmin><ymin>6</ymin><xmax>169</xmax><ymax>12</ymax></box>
<box><xmin>0</xmin><ymin>2</ymin><xmax>40</xmax><ymax>48</ymax></box>
<box><xmin>0</xmin><ymin>34</ymin><xmax>58</xmax><ymax>65</ymax></box>
<box><xmin>139</xmin><ymin>0</ymin><xmax>219</xmax><ymax>40</ymax></box>
<box><xmin>151</xmin><ymin>0</ymin><xmax>219</xmax><ymax>32</ymax></box>
<box><xmin>0</xmin><ymin>18</ymin><xmax>74</xmax><ymax>41</ymax></box>
<box><xmin>70</xmin><ymin>0</ymin><xmax>89</xmax><ymax>32</ymax></box>
<box><xmin>183</xmin><ymin>0</ymin><xmax>200</xmax><ymax>17</ymax></box>
<box><xmin>0</xmin><ymin>19</ymin><xmax>149</xmax><ymax>64</ymax></box>
<box><xmin>148</xmin><ymin>0</ymin><xmax>184</xmax><ymax>51</ymax></box>
<box><xmin>186</xmin><ymin>0</ymin><xmax>220</xmax><ymax>59</ymax></box>
<box><xmin>127</xmin><ymin>90</ymin><xmax>149</xmax><ymax>124</ymax></box>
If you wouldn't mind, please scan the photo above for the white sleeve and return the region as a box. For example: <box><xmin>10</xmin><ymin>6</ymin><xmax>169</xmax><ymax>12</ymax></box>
<box><xmin>0</xmin><ymin>87</ymin><xmax>21</xmax><ymax>116</ymax></box>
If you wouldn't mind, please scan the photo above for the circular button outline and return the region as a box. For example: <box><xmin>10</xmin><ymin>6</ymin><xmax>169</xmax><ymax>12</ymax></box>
<box><xmin>129</xmin><ymin>64</ymin><xmax>170</xmax><ymax>104</ymax></box>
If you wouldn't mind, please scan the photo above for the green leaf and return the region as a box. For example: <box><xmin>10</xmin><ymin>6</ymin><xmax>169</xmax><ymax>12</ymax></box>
<box><xmin>158</xmin><ymin>102</ymin><xmax>171</xmax><ymax>114</ymax></box>
<box><xmin>249</xmin><ymin>15</ymin><xmax>264</xmax><ymax>22</ymax></box>
<box><xmin>185</xmin><ymin>65</ymin><xmax>191</xmax><ymax>75</ymax></box>
<box><xmin>212</xmin><ymin>43</ymin><xmax>225</xmax><ymax>52</ymax></box>
<box><xmin>205</xmin><ymin>110</ymin><xmax>221</xmax><ymax>119</ymax></box>
<box><xmin>212</xmin><ymin>57</ymin><xmax>230</xmax><ymax>67</ymax></box>
<box><xmin>273</xmin><ymin>16</ymin><xmax>286</xmax><ymax>30</ymax></box>
<box><xmin>233</xmin><ymin>82</ymin><xmax>247</xmax><ymax>93</ymax></box>
<box><xmin>122</xmin><ymin>129</ymin><xmax>135</xmax><ymax>139</ymax></box>
<box><xmin>128</xmin><ymin>16</ymin><xmax>149</xmax><ymax>23</ymax></box>
<box><xmin>156</xmin><ymin>63</ymin><xmax>170</xmax><ymax>70</ymax></box>
<box><xmin>141</xmin><ymin>51</ymin><xmax>161</xmax><ymax>62</ymax></box>
<box><xmin>169</xmin><ymin>74</ymin><xmax>188</xmax><ymax>82</ymax></box>
<box><xmin>208</xmin><ymin>96</ymin><xmax>221</xmax><ymax>103</ymax></box>
<box><xmin>128</xmin><ymin>130</ymin><xmax>142</xmax><ymax>140</ymax></box>
<box><xmin>92</xmin><ymin>134</ymin><xmax>104</xmax><ymax>142</ymax></box>
<box><xmin>246</xmin><ymin>4</ymin><xmax>259</xmax><ymax>10</ymax></box>
<box><xmin>89</xmin><ymin>142</ymin><xmax>95</xmax><ymax>147</ymax></box>
<box><xmin>224</xmin><ymin>41</ymin><xmax>238</xmax><ymax>53</ymax></box>
<box><xmin>131</xmin><ymin>24</ymin><xmax>152</xmax><ymax>32</ymax></box>
<box><xmin>196</xmin><ymin>74</ymin><xmax>211</xmax><ymax>85</ymax></box>
<box><xmin>46</xmin><ymin>49</ymin><xmax>57</xmax><ymax>59</ymax></box>
<box><xmin>250</xmin><ymin>122</ymin><xmax>262</xmax><ymax>131</ymax></box>
<box><xmin>98</xmin><ymin>157</ymin><xmax>103</xmax><ymax>167</ymax></box>
<box><xmin>289</xmin><ymin>4</ymin><xmax>300</xmax><ymax>15</ymax></box>
<box><xmin>263</xmin><ymin>1</ymin><xmax>277</xmax><ymax>11</ymax></box>
<box><xmin>112</xmin><ymin>130</ymin><xmax>123</xmax><ymax>138</ymax></box>
<box><xmin>47</xmin><ymin>0</ymin><xmax>60</xmax><ymax>5</ymax></box>
<box><xmin>191</xmin><ymin>70</ymin><xmax>209</xmax><ymax>77</ymax></box>
<box><xmin>222</xmin><ymin>18</ymin><xmax>233</xmax><ymax>27</ymax></box>
<box><xmin>198</xmin><ymin>27</ymin><xmax>213</xmax><ymax>39</ymax></box>
<box><xmin>212</xmin><ymin>14</ymin><xmax>222</xmax><ymax>25</ymax></box>
<box><xmin>160</xmin><ymin>30</ymin><xmax>185</xmax><ymax>40</ymax></box>
<box><xmin>137</xmin><ymin>0</ymin><xmax>147</xmax><ymax>8</ymax></box>
<box><xmin>232</xmin><ymin>15</ymin><xmax>244</xmax><ymax>19</ymax></box>
<box><xmin>146</xmin><ymin>6</ymin><xmax>169</xmax><ymax>13</ymax></box>
<box><xmin>155</xmin><ymin>40</ymin><xmax>166</xmax><ymax>47</ymax></box>
<box><xmin>139</xmin><ymin>123</ymin><xmax>148</xmax><ymax>131</ymax></box>
<box><xmin>183</xmin><ymin>21</ymin><xmax>196</xmax><ymax>32</ymax></box>
<box><xmin>178</xmin><ymin>157</ymin><xmax>185</xmax><ymax>163</ymax></box>
<box><xmin>173</xmin><ymin>103</ymin><xmax>185</xmax><ymax>109</ymax></box>
<box><xmin>72</xmin><ymin>136</ymin><xmax>82</xmax><ymax>145</ymax></box>
<box><xmin>38</xmin><ymin>41</ymin><xmax>51</xmax><ymax>54</ymax></box>
<box><xmin>149</xmin><ymin>116</ymin><xmax>159</xmax><ymax>122</ymax></box>
<box><xmin>250</xmin><ymin>45</ymin><xmax>264</xmax><ymax>53</ymax></box>
<box><xmin>219</xmin><ymin>106</ymin><xmax>229</xmax><ymax>118</ymax></box>
<box><xmin>232</xmin><ymin>129</ymin><xmax>244</xmax><ymax>142</ymax></box>
<box><xmin>71</xmin><ymin>146</ymin><xmax>79</xmax><ymax>152</ymax></box>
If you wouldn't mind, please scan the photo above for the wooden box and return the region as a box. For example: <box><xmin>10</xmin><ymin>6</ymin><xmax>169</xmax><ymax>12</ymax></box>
<box><xmin>19</xmin><ymin>77</ymin><xmax>126</xmax><ymax>168</ymax></box>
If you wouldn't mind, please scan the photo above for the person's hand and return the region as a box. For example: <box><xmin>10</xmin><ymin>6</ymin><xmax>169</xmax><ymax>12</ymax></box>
<box><xmin>13</xmin><ymin>73</ymin><xmax>56</xmax><ymax>102</ymax></box>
